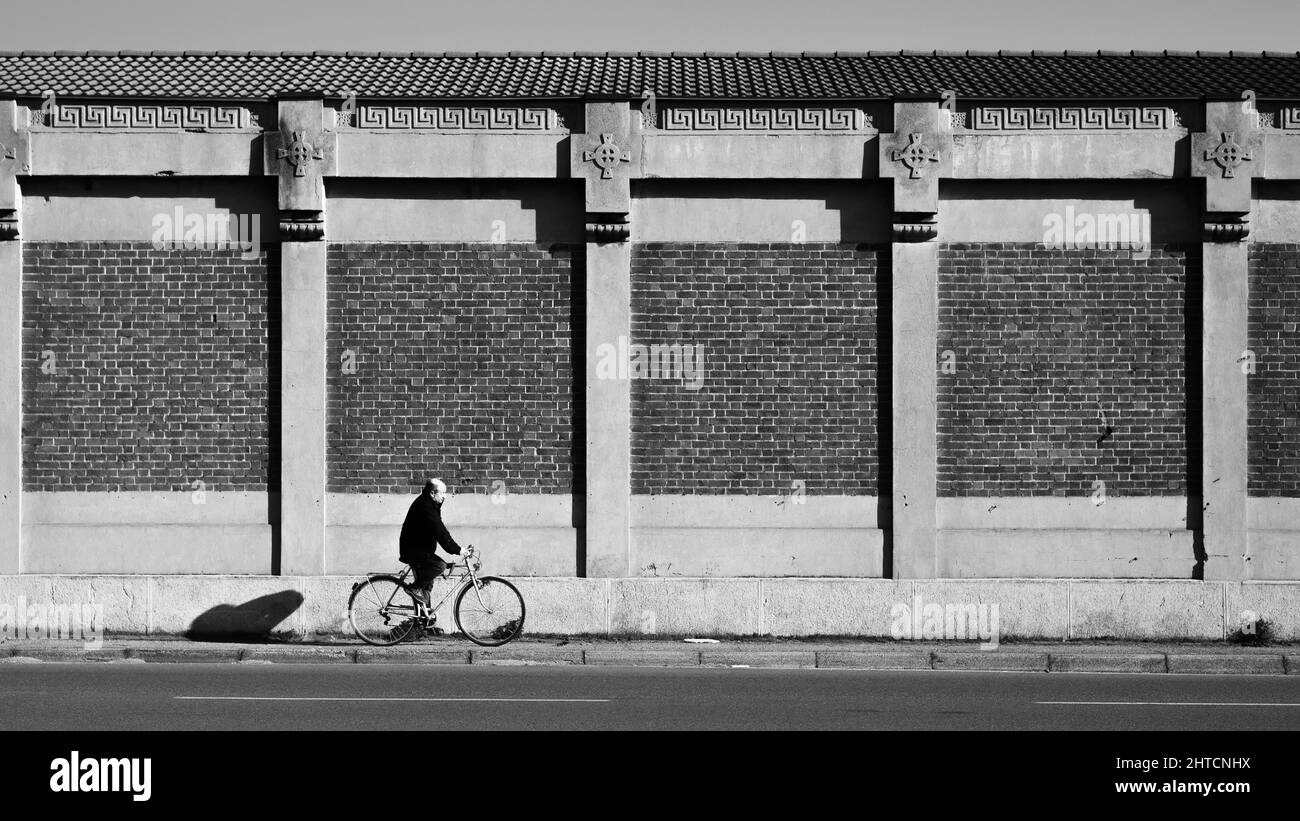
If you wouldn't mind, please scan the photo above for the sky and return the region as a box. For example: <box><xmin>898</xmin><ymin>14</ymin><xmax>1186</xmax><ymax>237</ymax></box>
<box><xmin>0</xmin><ymin>0</ymin><xmax>1296</xmax><ymax>53</ymax></box>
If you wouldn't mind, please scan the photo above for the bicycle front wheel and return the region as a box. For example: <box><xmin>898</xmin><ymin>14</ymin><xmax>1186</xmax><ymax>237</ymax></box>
<box><xmin>348</xmin><ymin>575</ymin><xmax>420</xmax><ymax>646</ymax></box>
<box><xmin>454</xmin><ymin>576</ymin><xmax>525</xmax><ymax>647</ymax></box>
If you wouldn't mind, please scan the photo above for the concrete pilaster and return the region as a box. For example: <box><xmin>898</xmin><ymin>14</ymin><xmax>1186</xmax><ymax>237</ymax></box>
<box><xmin>280</xmin><ymin>243</ymin><xmax>327</xmax><ymax>575</ymax></box>
<box><xmin>891</xmin><ymin>243</ymin><xmax>939</xmax><ymax>578</ymax></box>
<box><xmin>584</xmin><ymin>243</ymin><xmax>632</xmax><ymax>577</ymax></box>
<box><xmin>267</xmin><ymin>97</ymin><xmax>333</xmax><ymax>575</ymax></box>
<box><xmin>1193</xmin><ymin>99</ymin><xmax>1258</xmax><ymax>581</ymax></box>
<box><xmin>1201</xmin><ymin>242</ymin><xmax>1250</xmax><ymax>580</ymax></box>
<box><xmin>883</xmin><ymin>101</ymin><xmax>948</xmax><ymax>579</ymax></box>
<box><xmin>0</xmin><ymin>99</ymin><xmax>26</xmax><ymax>574</ymax></box>
<box><xmin>0</xmin><ymin>241</ymin><xmax>19</xmax><ymax>573</ymax></box>
<box><xmin>573</xmin><ymin>102</ymin><xmax>636</xmax><ymax>577</ymax></box>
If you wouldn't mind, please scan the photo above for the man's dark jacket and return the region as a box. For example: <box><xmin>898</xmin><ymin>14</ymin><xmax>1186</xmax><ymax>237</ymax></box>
<box><xmin>399</xmin><ymin>491</ymin><xmax>462</xmax><ymax>562</ymax></box>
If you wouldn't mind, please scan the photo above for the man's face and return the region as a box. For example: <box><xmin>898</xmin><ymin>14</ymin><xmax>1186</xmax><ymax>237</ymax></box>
<box><xmin>432</xmin><ymin>484</ymin><xmax>447</xmax><ymax>504</ymax></box>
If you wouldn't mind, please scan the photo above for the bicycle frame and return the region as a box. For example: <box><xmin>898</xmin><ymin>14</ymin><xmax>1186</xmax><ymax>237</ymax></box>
<box><xmin>365</xmin><ymin>546</ymin><xmax>493</xmax><ymax>622</ymax></box>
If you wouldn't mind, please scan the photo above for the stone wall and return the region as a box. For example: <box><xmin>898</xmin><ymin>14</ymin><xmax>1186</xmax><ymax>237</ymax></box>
<box><xmin>0</xmin><ymin>91</ymin><xmax>1298</xmax><ymax>581</ymax></box>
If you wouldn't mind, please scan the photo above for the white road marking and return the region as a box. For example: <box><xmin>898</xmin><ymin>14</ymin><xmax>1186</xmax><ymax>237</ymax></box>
<box><xmin>174</xmin><ymin>696</ymin><xmax>609</xmax><ymax>703</ymax></box>
<box><xmin>1036</xmin><ymin>701</ymin><xmax>1300</xmax><ymax>707</ymax></box>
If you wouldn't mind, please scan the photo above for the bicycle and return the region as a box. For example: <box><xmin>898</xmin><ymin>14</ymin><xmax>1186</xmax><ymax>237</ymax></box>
<box><xmin>347</xmin><ymin>545</ymin><xmax>526</xmax><ymax>647</ymax></box>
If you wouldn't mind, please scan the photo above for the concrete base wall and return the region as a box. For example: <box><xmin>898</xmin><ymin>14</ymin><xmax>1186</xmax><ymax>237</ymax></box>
<box><xmin>629</xmin><ymin>495</ymin><xmax>883</xmax><ymax>577</ymax></box>
<box><xmin>5</xmin><ymin>575</ymin><xmax>1298</xmax><ymax>641</ymax></box>
<box><xmin>937</xmin><ymin>530</ymin><xmax>1196</xmax><ymax>578</ymax></box>
<box><xmin>324</xmin><ymin>493</ymin><xmax>578</xmax><ymax>577</ymax></box>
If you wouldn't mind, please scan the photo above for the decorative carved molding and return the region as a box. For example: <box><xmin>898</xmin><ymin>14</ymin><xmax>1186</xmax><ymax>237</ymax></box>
<box><xmin>582</xmin><ymin>133</ymin><xmax>631</xmax><ymax>180</ymax></box>
<box><xmin>344</xmin><ymin>105</ymin><xmax>562</xmax><ymax>130</ymax></box>
<box><xmin>1282</xmin><ymin>108</ymin><xmax>1300</xmax><ymax>130</ymax></box>
<box><xmin>1203</xmin><ymin>131</ymin><xmax>1253</xmax><ymax>179</ymax></box>
<box><xmin>1203</xmin><ymin>215</ymin><xmax>1249</xmax><ymax>242</ymax></box>
<box><xmin>893</xmin><ymin>221</ymin><xmax>938</xmax><ymax>242</ymax></box>
<box><xmin>280</xmin><ymin>211</ymin><xmax>324</xmax><ymax>241</ymax></box>
<box><xmin>966</xmin><ymin>106</ymin><xmax>1178</xmax><ymax>131</ymax></box>
<box><xmin>277</xmin><ymin>131</ymin><xmax>324</xmax><ymax>178</ymax></box>
<box><xmin>890</xmin><ymin>132</ymin><xmax>940</xmax><ymax>179</ymax></box>
<box><xmin>31</xmin><ymin>103</ymin><xmax>259</xmax><ymax>130</ymax></box>
<box><xmin>660</xmin><ymin>107</ymin><xmax>872</xmax><ymax>131</ymax></box>
<box><xmin>0</xmin><ymin>210</ymin><xmax>18</xmax><ymax>241</ymax></box>
<box><xmin>586</xmin><ymin>213</ymin><xmax>630</xmax><ymax>243</ymax></box>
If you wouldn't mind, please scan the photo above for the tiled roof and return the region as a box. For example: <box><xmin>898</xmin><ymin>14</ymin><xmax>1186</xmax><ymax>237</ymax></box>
<box><xmin>0</xmin><ymin>51</ymin><xmax>1298</xmax><ymax>99</ymax></box>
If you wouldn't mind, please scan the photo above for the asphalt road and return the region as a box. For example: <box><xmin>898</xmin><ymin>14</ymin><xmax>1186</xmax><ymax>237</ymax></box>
<box><xmin>3</xmin><ymin>662</ymin><xmax>1300</xmax><ymax>730</ymax></box>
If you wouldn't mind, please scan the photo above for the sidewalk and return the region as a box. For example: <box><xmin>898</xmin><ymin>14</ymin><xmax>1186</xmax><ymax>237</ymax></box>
<box><xmin>3</xmin><ymin>636</ymin><xmax>1298</xmax><ymax>674</ymax></box>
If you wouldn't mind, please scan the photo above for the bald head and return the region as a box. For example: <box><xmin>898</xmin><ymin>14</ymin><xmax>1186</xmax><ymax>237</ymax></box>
<box><xmin>423</xmin><ymin>478</ymin><xmax>448</xmax><ymax>502</ymax></box>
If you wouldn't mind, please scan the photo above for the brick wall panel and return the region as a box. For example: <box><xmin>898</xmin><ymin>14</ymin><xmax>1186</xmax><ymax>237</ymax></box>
<box><xmin>327</xmin><ymin>243</ymin><xmax>575</xmax><ymax>494</ymax></box>
<box><xmin>22</xmin><ymin>242</ymin><xmax>276</xmax><ymax>491</ymax></box>
<box><xmin>630</xmin><ymin>242</ymin><xmax>879</xmax><ymax>495</ymax></box>
<box><xmin>937</xmin><ymin>243</ymin><xmax>1192</xmax><ymax>497</ymax></box>
<box><xmin>1248</xmin><ymin>242</ymin><xmax>1300</xmax><ymax>496</ymax></box>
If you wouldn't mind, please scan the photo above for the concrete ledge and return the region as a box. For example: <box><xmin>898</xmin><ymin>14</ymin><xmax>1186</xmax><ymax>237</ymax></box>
<box><xmin>4</xmin><ymin>576</ymin><xmax>1300</xmax><ymax>641</ymax></box>
<box><xmin>1226</xmin><ymin>582</ymin><xmax>1300</xmax><ymax>640</ymax></box>
<box><xmin>241</xmin><ymin>646</ymin><xmax>356</xmax><ymax>664</ymax></box>
<box><xmin>354</xmin><ymin>647</ymin><xmax>472</xmax><ymax>664</ymax></box>
<box><xmin>4</xmin><ymin>639</ymin><xmax>1298</xmax><ymax>676</ymax></box>
<box><xmin>126</xmin><ymin>645</ymin><xmax>243</xmax><ymax>663</ymax></box>
<box><xmin>815</xmin><ymin>649</ymin><xmax>932</xmax><ymax>669</ymax></box>
<box><xmin>1069</xmin><ymin>580</ymin><xmax>1222</xmax><ymax>640</ymax></box>
<box><xmin>609</xmin><ymin>578</ymin><xmax>761</xmax><ymax>635</ymax></box>
<box><xmin>472</xmin><ymin>647</ymin><xmax>584</xmax><ymax>665</ymax></box>
<box><xmin>585</xmin><ymin>648</ymin><xmax>701</xmax><ymax>666</ymax></box>
<box><xmin>763</xmin><ymin>579</ymin><xmax>908</xmax><ymax>637</ymax></box>
<box><xmin>5</xmin><ymin>646</ymin><xmax>126</xmax><ymax>662</ymax></box>
<box><xmin>700</xmin><ymin>651</ymin><xmax>817</xmax><ymax>668</ymax></box>
<box><xmin>1048</xmin><ymin>653</ymin><xmax>1167</xmax><ymax>673</ymax></box>
<box><xmin>933</xmin><ymin>650</ymin><xmax>1049</xmax><ymax>671</ymax></box>
<box><xmin>1166</xmin><ymin>654</ymin><xmax>1286</xmax><ymax>675</ymax></box>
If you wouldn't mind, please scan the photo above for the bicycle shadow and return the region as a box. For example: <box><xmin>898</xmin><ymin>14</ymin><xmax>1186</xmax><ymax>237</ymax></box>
<box><xmin>185</xmin><ymin>590</ymin><xmax>304</xmax><ymax>642</ymax></box>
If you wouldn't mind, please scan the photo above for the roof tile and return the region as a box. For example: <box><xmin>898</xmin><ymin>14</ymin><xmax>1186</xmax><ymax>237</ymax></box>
<box><xmin>0</xmin><ymin>52</ymin><xmax>1295</xmax><ymax>99</ymax></box>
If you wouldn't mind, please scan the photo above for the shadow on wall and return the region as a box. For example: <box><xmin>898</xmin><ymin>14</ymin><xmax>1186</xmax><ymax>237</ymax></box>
<box><xmin>185</xmin><ymin>590</ymin><xmax>304</xmax><ymax>642</ymax></box>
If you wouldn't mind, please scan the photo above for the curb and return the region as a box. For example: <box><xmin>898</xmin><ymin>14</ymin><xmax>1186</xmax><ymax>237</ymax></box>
<box><xmin>1</xmin><ymin>643</ymin><xmax>1295</xmax><ymax>675</ymax></box>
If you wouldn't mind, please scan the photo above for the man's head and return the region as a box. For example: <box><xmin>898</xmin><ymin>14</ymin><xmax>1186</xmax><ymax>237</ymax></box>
<box><xmin>423</xmin><ymin>478</ymin><xmax>448</xmax><ymax>504</ymax></box>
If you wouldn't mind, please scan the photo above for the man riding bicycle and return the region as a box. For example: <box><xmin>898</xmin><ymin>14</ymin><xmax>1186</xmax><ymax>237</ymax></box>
<box><xmin>399</xmin><ymin>478</ymin><xmax>463</xmax><ymax>623</ymax></box>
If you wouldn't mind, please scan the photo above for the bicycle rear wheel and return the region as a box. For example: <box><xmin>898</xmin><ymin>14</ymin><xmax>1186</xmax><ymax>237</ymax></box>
<box><xmin>454</xmin><ymin>576</ymin><xmax>525</xmax><ymax>647</ymax></box>
<box><xmin>348</xmin><ymin>575</ymin><xmax>421</xmax><ymax>646</ymax></box>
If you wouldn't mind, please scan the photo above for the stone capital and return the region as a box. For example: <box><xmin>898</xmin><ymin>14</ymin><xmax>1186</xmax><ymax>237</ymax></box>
<box><xmin>571</xmin><ymin>102</ymin><xmax>639</xmax><ymax>239</ymax></box>
<box><xmin>881</xmin><ymin>101</ymin><xmax>952</xmax><ymax>217</ymax></box>
<box><xmin>0</xmin><ymin>100</ymin><xmax>30</xmax><ymax>239</ymax></box>
<box><xmin>1192</xmin><ymin>100</ymin><xmax>1265</xmax><ymax>216</ymax></box>
<box><xmin>264</xmin><ymin>97</ymin><xmax>337</xmax><ymax>236</ymax></box>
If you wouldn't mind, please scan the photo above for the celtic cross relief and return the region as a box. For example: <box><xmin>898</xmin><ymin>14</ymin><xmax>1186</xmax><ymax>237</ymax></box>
<box><xmin>277</xmin><ymin>130</ymin><xmax>324</xmax><ymax>177</ymax></box>
<box><xmin>891</xmin><ymin>132</ymin><xmax>940</xmax><ymax>179</ymax></box>
<box><xmin>582</xmin><ymin>132</ymin><xmax>631</xmax><ymax>179</ymax></box>
<box><xmin>1203</xmin><ymin>131</ymin><xmax>1253</xmax><ymax>178</ymax></box>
